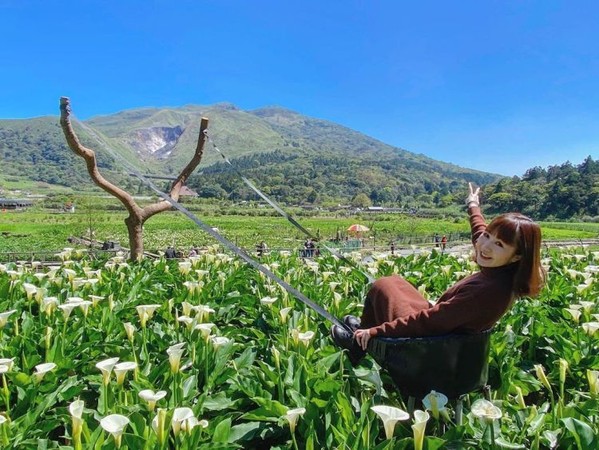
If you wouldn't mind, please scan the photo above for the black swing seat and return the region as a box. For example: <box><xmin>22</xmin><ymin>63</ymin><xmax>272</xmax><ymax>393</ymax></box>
<box><xmin>367</xmin><ymin>329</ymin><xmax>492</xmax><ymax>399</ymax></box>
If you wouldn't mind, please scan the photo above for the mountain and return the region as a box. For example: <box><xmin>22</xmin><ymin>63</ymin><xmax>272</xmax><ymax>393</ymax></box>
<box><xmin>0</xmin><ymin>103</ymin><xmax>503</xmax><ymax>205</ymax></box>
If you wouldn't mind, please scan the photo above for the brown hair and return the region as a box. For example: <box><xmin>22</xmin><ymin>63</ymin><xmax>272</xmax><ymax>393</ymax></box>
<box><xmin>485</xmin><ymin>213</ymin><xmax>545</xmax><ymax>297</ymax></box>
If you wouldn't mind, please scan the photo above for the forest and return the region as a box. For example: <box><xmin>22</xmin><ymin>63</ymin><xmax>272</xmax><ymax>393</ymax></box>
<box><xmin>190</xmin><ymin>153</ymin><xmax>599</xmax><ymax>221</ymax></box>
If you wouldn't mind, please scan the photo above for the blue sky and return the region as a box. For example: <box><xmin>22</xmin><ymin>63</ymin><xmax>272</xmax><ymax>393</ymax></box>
<box><xmin>1</xmin><ymin>0</ymin><xmax>597</xmax><ymax>176</ymax></box>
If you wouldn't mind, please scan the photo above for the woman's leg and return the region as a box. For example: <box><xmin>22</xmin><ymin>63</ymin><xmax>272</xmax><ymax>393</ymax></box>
<box><xmin>360</xmin><ymin>275</ymin><xmax>429</xmax><ymax>328</ymax></box>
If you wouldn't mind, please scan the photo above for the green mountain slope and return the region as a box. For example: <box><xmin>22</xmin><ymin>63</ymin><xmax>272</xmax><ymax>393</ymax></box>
<box><xmin>0</xmin><ymin>103</ymin><xmax>502</xmax><ymax>204</ymax></box>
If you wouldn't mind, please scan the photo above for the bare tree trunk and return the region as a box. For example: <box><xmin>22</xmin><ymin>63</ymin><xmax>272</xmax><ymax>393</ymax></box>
<box><xmin>59</xmin><ymin>97</ymin><xmax>209</xmax><ymax>260</ymax></box>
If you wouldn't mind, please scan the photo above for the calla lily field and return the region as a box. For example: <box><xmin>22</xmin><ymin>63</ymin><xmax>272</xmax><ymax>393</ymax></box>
<box><xmin>0</xmin><ymin>245</ymin><xmax>597</xmax><ymax>449</ymax></box>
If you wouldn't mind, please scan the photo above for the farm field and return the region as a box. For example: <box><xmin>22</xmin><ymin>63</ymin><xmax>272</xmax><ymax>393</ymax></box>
<box><xmin>0</xmin><ymin>245</ymin><xmax>597</xmax><ymax>448</ymax></box>
<box><xmin>1</xmin><ymin>208</ymin><xmax>598</xmax><ymax>258</ymax></box>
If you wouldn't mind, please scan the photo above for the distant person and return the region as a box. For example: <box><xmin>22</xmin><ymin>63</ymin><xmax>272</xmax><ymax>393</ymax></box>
<box><xmin>390</xmin><ymin>242</ymin><xmax>395</xmax><ymax>255</ymax></box>
<box><xmin>331</xmin><ymin>182</ymin><xmax>545</xmax><ymax>366</ymax></box>
<box><xmin>434</xmin><ymin>233</ymin><xmax>440</xmax><ymax>248</ymax></box>
<box><xmin>441</xmin><ymin>235</ymin><xmax>447</xmax><ymax>252</ymax></box>
<box><xmin>256</xmin><ymin>241</ymin><xmax>268</xmax><ymax>257</ymax></box>
<box><xmin>165</xmin><ymin>246</ymin><xmax>176</xmax><ymax>259</ymax></box>
<box><xmin>304</xmin><ymin>239</ymin><xmax>315</xmax><ymax>257</ymax></box>
<box><xmin>189</xmin><ymin>247</ymin><xmax>197</xmax><ymax>257</ymax></box>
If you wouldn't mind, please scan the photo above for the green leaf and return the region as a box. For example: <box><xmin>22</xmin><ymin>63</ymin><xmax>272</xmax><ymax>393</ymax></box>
<box><xmin>227</xmin><ymin>421</ymin><xmax>263</xmax><ymax>443</ymax></box>
<box><xmin>213</xmin><ymin>417</ymin><xmax>233</xmax><ymax>443</ymax></box>
<box><xmin>562</xmin><ymin>417</ymin><xmax>596</xmax><ymax>450</ymax></box>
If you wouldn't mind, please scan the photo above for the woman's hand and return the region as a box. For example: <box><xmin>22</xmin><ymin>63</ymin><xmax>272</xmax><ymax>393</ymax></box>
<box><xmin>466</xmin><ymin>182</ymin><xmax>480</xmax><ymax>207</ymax></box>
<box><xmin>354</xmin><ymin>328</ymin><xmax>372</xmax><ymax>350</ymax></box>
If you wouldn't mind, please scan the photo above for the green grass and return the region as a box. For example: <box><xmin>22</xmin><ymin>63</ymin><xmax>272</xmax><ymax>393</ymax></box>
<box><xmin>1</xmin><ymin>205</ymin><xmax>597</xmax><ymax>257</ymax></box>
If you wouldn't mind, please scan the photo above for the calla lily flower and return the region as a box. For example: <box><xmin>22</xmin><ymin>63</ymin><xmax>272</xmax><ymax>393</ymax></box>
<box><xmin>69</xmin><ymin>399</ymin><xmax>85</xmax><ymax>449</ymax></box>
<box><xmin>194</xmin><ymin>322</ymin><xmax>216</xmax><ymax>339</ymax></box>
<box><xmin>471</xmin><ymin>399</ymin><xmax>502</xmax><ymax>422</ymax></box>
<box><xmin>177</xmin><ymin>315</ymin><xmax>195</xmax><ymax>329</ymax></box>
<box><xmin>0</xmin><ymin>310</ymin><xmax>17</xmax><ymax>328</ymax></box>
<box><xmin>136</xmin><ymin>304</ymin><xmax>161</xmax><ymax>328</ymax></box>
<box><xmin>182</xmin><ymin>417</ymin><xmax>208</xmax><ymax>432</ymax></box>
<box><xmin>582</xmin><ymin>321</ymin><xmax>599</xmax><ymax>337</ymax></box>
<box><xmin>100</xmin><ymin>414</ymin><xmax>129</xmax><ymax>448</ymax></box>
<box><xmin>139</xmin><ymin>389</ymin><xmax>167</xmax><ymax>411</ymax></box>
<box><xmin>58</xmin><ymin>303</ymin><xmax>78</xmax><ymax>320</ymax></box>
<box><xmin>284</xmin><ymin>407</ymin><xmax>306</xmax><ymax>434</ymax></box>
<box><xmin>152</xmin><ymin>408</ymin><xmax>168</xmax><ymax>445</ymax></box>
<box><xmin>411</xmin><ymin>410</ymin><xmax>430</xmax><ymax>450</ymax></box>
<box><xmin>534</xmin><ymin>364</ymin><xmax>552</xmax><ymax>391</ymax></box>
<box><xmin>34</xmin><ymin>362</ymin><xmax>57</xmax><ymax>381</ymax></box>
<box><xmin>0</xmin><ymin>358</ymin><xmax>15</xmax><ymax>373</ymax></box>
<box><xmin>564</xmin><ymin>308</ymin><xmax>581</xmax><ymax>323</ymax></box>
<box><xmin>260</xmin><ymin>296</ymin><xmax>277</xmax><ymax>307</ymax></box>
<box><xmin>167</xmin><ymin>343</ymin><xmax>186</xmax><ymax>373</ymax></box>
<box><xmin>422</xmin><ymin>390</ymin><xmax>448</xmax><ymax>420</ymax></box>
<box><xmin>89</xmin><ymin>295</ymin><xmax>105</xmax><ymax>307</ymax></box>
<box><xmin>371</xmin><ymin>405</ymin><xmax>410</xmax><ymax>440</ymax></box>
<box><xmin>195</xmin><ymin>304</ymin><xmax>215</xmax><ymax>322</ymax></box>
<box><xmin>22</xmin><ymin>282</ymin><xmax>38</xmax><ymax>300</ymax></box>
<box><xmin>211</xmin><ymin>336</ymin><xmax>231</xmax><ymax>349</ymax></box>
<box><xmin>332</xmin><ymin>292</ymin><xmax>342</xmax><ymax>307</ymax></box>
<box><xmin>113</xmin><ymin>361</ymin><xmax>137</xmax><ymax>385</ymax></box>
<box><xmin>181</xmin><ymin>301</ymin><xmax>193</xmax><ymax>317</ymax></box>
<box><xmin>587</xmin><ymin>370</ymin><xmax>599</xmax><ymax>396</ymax></box>
<box><xmin>96</xmin><ymin>357</ymin><xmax>120</xmax><ymax>386</ymax></box>
<box><xmin>178</xmin><ymin>261</ymin><xmax>192</xmax><ymax>274</ymax></box>
<box><xmin>297</xmin><ymin>331</ymin><xmax>315</xmax><ymax>346</ymax></box>
<box><xmin>183</xmin><ymin>281</ymin><xmax>201</xmax><ymax>294</ymax></box>
<box><xmin>579</xmin><ymin>301</ymin><xmax>594</xmax><ymax>313</ymax></box>
<box><xmin>321</xmin><ymin>271</ymin><xmax>335</xmax><ymax>281</ymax></box>
<box><xmin>279</xmin><ymin>307</ymin><xmax>292</xmax><ymax>323</ymax></box>
<box><xmin>42</xmin><ymin>297</ymin><xmax>59</xmax><ymax>315</ymax></box>
<box><xmin>514</xmin><ymin>386</ymin><xmax>526</xmax><ymax>408</ymax></box>
<box><xmin>63</xmin><ymin>268</ymin><xmax>77</xmax><ymax>280</ymax></box>
<box><xmin>172</xmin><ymin>407</ymin><xmax>195</xmax><ymax>436</ymax></box>
<box><xmin>123</xmin><ymin>322</ymin><xmax>136</xmax><ymax>342</ymax></box>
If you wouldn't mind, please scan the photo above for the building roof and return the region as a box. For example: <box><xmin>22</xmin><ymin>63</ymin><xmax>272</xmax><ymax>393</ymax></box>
<box><xmin>0</xmin><ymin>198</ymin><xmax>33</xmax><ymax>207</ymax></box>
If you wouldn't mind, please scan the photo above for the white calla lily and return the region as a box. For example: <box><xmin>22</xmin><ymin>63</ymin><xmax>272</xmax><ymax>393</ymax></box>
<box><xmin>69</xmin><ymin>399</ymin><xmax>85</xmax><ymax>449</ymax></box>
<box><xmin>422</xmin><ymin>390</ymin><xmax>448</xmax><ymax>420</ymax></box>
<box><xmin>113</xmin><ymin>361</ymin><xmax>137</xmax><ymax>385</ymax></box>
<box><xmin>0</xmin><ymin>310</ymin><xmax>17</xmax><ymax>328</ymax></box>
<box><xmin>582</xmin><ymin>321</ymin><xmax>599</xmax><ymax>337</ymax></box>
<box><xmin>471</xmin><ymin>399</ymin><xmax>502</xmax><ymax>422</ymax></box>
<box><xmin>412</xmin><ymin>409</ymin><xmax>430</xmax><ymax>450</ymax></box>
<box><xmin>136</xmin><ymin>304</ymin><xmax>161</xmax><ymax>328</ymax></box>
<box><xmin>171</xmin><ymin>407</ymin><xmax>195</xmax><ymax>436</ymax></box>
<box><xmin>100</xmin><ymin>414</ymin><xmax>129</xmax><ymax>448</ymax></box>
<box><xmin>167</xmin><ymin>343</ymin><xmax>186</xmax><ymax>373</ymax></box>
<box><xmin>297</xmin><ymin>331</ymin><xmax>315</xmax><ymax>346</ymax></box>
<box><xmin>96</xmin><ymin>357</ymin><xmax>120</xmax><ymax>385</ymax></box>
<box><xmin>139</xmin><ymin>389</ymin><xmax>167</xmax><ymax>411</ymax></box>
<box><xmin>371</xmin><ymin>405</ymin><xmax>410</xmax><ymax>440</ymax></box>
<box><xmin>34</xmin><ymin>362</ymin><xmax>57</xmax><ymax>381</ymax></box>
<box><xmin>284</xmin><ymin>407</ymin><xmax>306</xmax><ymax>434</ymax></box>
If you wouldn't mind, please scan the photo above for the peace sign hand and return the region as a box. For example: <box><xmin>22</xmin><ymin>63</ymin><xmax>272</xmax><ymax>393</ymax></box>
<box><xmin>466</xmin><ymin>182</ymin><xmax>480</xmax><ymax>207</ymax></box>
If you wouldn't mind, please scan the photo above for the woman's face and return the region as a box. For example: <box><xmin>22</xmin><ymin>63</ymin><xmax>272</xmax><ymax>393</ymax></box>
<box><xmin>475</xmin><ymin>231</ymin><xmax>520</xmax><ymax>268</ymax></box>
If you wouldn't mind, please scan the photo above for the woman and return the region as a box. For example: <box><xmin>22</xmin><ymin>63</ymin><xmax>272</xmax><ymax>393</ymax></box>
<box><xmin>331</xmin><ymin>183</ymin><xmax>545</xmax><ymax>365</ymax></box>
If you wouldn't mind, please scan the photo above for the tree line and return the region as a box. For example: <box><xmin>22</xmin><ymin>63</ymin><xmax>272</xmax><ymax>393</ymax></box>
<box><xmin>483</xmin><ymin>156</ymin><xmax>598</xmax><ymax>220</ymax></box>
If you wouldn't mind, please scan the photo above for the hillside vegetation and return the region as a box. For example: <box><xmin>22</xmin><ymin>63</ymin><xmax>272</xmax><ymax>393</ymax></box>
<box><xmin>1</xmin><ymin>103</ymin><xmax>597</xmax><ymax>220</ymax></box>
<box><xmin>0</xmin><ymin>103</ymin><xmax>499</xmax><ymax>206</ymax></box>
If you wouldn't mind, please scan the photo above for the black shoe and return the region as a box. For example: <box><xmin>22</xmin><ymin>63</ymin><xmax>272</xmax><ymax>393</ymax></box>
<box><xmin>343</xmin><ymin>315</ymin><xmax>361</xmax><ymax>332</ymax></box>
<box><xmin>330</xmin><ymin>325</ymin><xmax>366</xmax><ymax>366</ymax></box>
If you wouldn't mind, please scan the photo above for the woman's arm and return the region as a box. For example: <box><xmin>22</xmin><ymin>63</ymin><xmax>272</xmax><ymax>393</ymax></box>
<box><xmin>467</xmin><ymin>183</ymin><xmax>487</xmax><ymax>244</ymax></box>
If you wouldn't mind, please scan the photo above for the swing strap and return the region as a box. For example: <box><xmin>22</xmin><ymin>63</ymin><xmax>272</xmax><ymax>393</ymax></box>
<box><xmin>203</xmin><ymin>130</ymin><xmax>375</xmax><ymax>284</ymax></box>
<box><xmin>74</xmin><ymin>119</ymin><xmax>350</xmax><ymax>331</ymax></box>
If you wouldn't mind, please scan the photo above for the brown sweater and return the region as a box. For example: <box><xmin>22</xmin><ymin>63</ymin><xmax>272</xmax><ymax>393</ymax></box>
<box><xmin>362</xmin><ymin>206</ymin><xmax>518</xmax><ymax>338</ymax></box>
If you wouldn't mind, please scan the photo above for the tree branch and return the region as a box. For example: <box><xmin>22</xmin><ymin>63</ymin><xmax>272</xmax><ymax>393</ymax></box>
<box><xmin>59</xmin><ymin>97</ymin><xmax>141</xmax><ymax>217</ymax></box>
